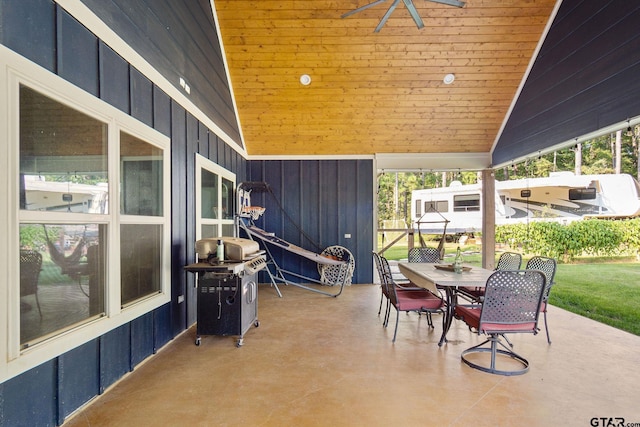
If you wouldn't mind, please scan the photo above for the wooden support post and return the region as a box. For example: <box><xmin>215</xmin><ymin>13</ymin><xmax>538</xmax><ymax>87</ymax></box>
<box><xmin>481</xmin><ymin>169</ymin><xmax>496</xmax><ymax>270</ymax></box>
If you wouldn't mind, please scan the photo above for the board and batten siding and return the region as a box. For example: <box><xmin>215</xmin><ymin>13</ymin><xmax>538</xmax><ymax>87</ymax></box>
<box><xmin>247</xmin><ymin>159</ymin><xmax>374</xmax><ymax>286</ymax></box>
<box><xmin>0</xmin><ymin>0</ymin><xmax>245</xmax><ymax>424</ymax></box>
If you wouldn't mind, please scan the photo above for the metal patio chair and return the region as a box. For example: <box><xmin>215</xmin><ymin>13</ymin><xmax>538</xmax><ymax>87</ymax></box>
<box><xmin>454</xmin><ymin>269</ymin><xmax>546</xmax><ymax>375</ymax></box>
<box><xmin>407</xmin><ymin>247</ymin><xmax>441</xmax><ymax>263</ymax></box>
<box><xmin>20</xmin><ymin>249</ymin><xmax>43</xmax><ymax>318</ymax></box>
<box><xmin>372</xmin><ymin>251</ymin><xmax>422</xmax><ymax>317</ymax></box>
<box><xmin>378</xmin><ymin>254</ymin><xmax>446</xmax><ymax>342</ymax></box>
<box><xmin>458</xmin><ymin>251</ymin><xmax>522</xmax><ymax>303</ymax></box>
<box><xmin>525</xmin><ymin>256</ymin><xmax>557</xmax><ymax>344</ymax></box>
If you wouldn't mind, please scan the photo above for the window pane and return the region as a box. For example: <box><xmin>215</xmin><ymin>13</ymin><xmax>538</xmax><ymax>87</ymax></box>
<box><xmin>120</xmin><ymin>224</ymin><xmax>162</xmax><ymax>306</ymax></box>
<box><xmin>201</xmin><ymin>169</ymin><xmax>218</xmax><ymax>219</ymax></box>
<box><xmin>453</xmin><ymin>194</ymin><xmax>480</xmax><ymax>212</ymax></box>
<box><xmin>20</xmin><ymin>86</ymin><xmax>108</xmax><ymax>213</ymax></box>
<box><xmin>437</xmin><ymin>201</ymin><xmax>449</xmax><ymax>212</ymax></box>
<box><xmin>20</xmin><ymin>223</ymin><xmax>106</xmax><ymax>347</ymax></box>
<box><xmin>569</xmin><ymin>187</ymin><xmax>596</xmax><ymax>200</ymax></box>
<box><xmin>221</xmin><ymin>223</ymin><xmax>235</xmax><ymax>236</ymax></box>
<box><xmin>201</xmin><ymin>224</ymin><xmax>218</xmax><ymax>239</ymax></box>
<box><xmin>120</xmin><ymin>132</ymin><xmax>163</xmax><ymax>216</ymax></box>
<box><xmin>221</xmin><ymin>177</ymin><xmax>234</xmax><ymax>220</ymax></box>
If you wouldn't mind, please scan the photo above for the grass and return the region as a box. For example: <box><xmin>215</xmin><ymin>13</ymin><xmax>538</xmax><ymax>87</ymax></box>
<box><xmin>551</xmin><ymin>263</ymin><xmax>640</xmax><ymax>336</ymax></box>
<box><xmin>380</xmin><ymin>243</ymin><xmax>640</xmax><ymax>336</ymax></box>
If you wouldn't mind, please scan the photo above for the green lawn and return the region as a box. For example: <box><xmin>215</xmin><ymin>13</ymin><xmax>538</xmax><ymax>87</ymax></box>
<box><xmin>380</xmin><ymin>244</ymin><xmax>640</xmax><ymax>336</ymax></box>
<box><xmin>552</xmin><ymin>263</ymin><xmax>640</xmax><ymax>336</ymax></box>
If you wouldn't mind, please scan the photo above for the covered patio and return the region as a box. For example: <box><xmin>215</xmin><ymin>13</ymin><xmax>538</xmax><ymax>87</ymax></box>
<box><xmin>2</xmin><ymin>1</ymin><xmax>640</xmax><ymax>424</ymax></box>
<box><xmin>64</xmin><ymin>283</ymin><xmax>639</xmax><ymax>426</ymax></box>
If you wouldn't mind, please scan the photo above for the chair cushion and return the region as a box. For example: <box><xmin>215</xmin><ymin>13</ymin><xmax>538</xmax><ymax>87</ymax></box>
<box><xmin>480</xmin><ymin>322</ymin><xmax>537</xmax><ymax>333</ymax></box>
<box><xmin>454</xmin><ymin>305</ymin><xmax>480</xmax><ymax>330</ymax></box>
<box><xmin>455</xmin><ymin>305</ymin><xmax>536</xmax><ymax>333</ymax></box>
<box><xmin>396</xmin><ymin>291</ymin><xmax>443</xmax><ymax>310</ymax></box>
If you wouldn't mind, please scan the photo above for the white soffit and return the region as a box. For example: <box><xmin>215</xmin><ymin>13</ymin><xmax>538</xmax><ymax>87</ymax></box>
<box><xmin>375</xmin><ymin>153</ymin><xmax>491</xmax><ymax>172</ymax></box>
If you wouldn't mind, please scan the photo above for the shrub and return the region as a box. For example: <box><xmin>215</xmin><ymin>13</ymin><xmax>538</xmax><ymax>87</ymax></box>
<box><xmin>496</xmin><ymin>218</ymin><xmax>639</xmax><ymax>262</ymax></box>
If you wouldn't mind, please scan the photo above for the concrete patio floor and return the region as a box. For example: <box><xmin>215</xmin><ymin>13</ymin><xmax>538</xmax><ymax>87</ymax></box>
<box><xmin>64</xmin><ymin>283</ymin><xmax>640</xmax><ymax>426</ymax></box>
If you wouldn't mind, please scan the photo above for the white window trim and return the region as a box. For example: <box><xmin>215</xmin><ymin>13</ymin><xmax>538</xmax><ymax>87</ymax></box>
<box><xmin>0</xmin><ymin>45</ymin><xmax>171</xmax><ymax>382</ymax></box>
<box><xmin>195</xmin><ymin>154</ymin><xmax>236</xmax><ymax>242</ymax></box>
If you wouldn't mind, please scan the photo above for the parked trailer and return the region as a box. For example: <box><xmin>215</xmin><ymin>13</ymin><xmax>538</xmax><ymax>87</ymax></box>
<box><xmin>411</xmin><ymin>173</ymin><xmax>640</xmax><ymax>234</ymax></box>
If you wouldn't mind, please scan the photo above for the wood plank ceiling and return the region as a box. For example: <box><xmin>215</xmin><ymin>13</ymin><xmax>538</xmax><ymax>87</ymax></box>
<box><xmin>213</xmin><ymin>0</ymin><xmax>557</xmax><ymax>157</ymax></box>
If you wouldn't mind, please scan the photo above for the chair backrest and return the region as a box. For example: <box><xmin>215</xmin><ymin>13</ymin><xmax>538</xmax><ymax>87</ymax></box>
<box><xmin>479</xmin><ymin>269</ymin><xmax>546</xmax><ymax>334</ymax></box>
<box><xmin>525</xmin><ymin>256</ymin><xmax>557</xmax><ymax>300</ymax></box>
<box><xmin>373</xmin><ymin>251</ymin><xmax>394</xmax><ymax>283</ymax></box>
<box><xmin>372</xmin><ymin>253</ymin><xmax>399</xmax><ymax>301</ymax></box>
<box><xmin>495</xmin><ymin>252</ymin><xmax>522</xmax><ymax>271</ymax></box>
<box><xmin>20</xmin><ymin>249</ymin><xmax>43</xmax><ymax>296</ymax></box>
<box><xmin>372</xmin><ymin>251</ymin><xmax>384</xmax><ymax>283</ymax></box>
<box><xmin>408</xmin><ymin>247</ymin><xmax>441</xmax><ymax>263</ymax></box>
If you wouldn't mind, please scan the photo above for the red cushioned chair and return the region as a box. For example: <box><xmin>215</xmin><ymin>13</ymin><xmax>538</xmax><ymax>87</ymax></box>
<box><xmin>454</xmin><ymin>269</ymin><xmax>545</xmax><ymax>375</ymax></box>
<box><xmin>376</xmin><ymin>254</ymin><xmax>446</xmax><ymax>342</ymax></box>
<box><xmin>372</xmin><ymin>251</ymin><xmax>423</xmax><ymax>317</ymax></box>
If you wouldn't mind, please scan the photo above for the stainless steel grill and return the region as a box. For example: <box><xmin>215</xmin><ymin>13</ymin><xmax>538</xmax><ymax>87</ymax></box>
<box><xmin>185</xmin><ymin>237</ymin><xmax>267</xmax><ymax>347</ymax></box>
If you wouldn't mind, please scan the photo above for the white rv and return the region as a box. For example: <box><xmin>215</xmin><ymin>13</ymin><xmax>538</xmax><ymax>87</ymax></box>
<box><xmin>411</xmin><ymin>173</ymin><xmax>640</xmax><ymax>234</ymax></box>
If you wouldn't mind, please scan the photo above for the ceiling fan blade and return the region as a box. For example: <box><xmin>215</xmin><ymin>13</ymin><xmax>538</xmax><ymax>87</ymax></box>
<box><xmin>403</xmin><ymin>0</ymin><xmax>425</xmax><ymax>29</ymax></box>
<box><xmin>341</xmin><ymin>0</ymin><xmax>388</xmax><ymax>18</ymax></box>
<box><xmin>375</xmin><ymin>0</ymin><xmax>401</xmax><ymax>32</ymax></box>
<box><xmin>427</xmin><ymin>0</ymin><xmax>466</xmax><ymax>7</ymax></box>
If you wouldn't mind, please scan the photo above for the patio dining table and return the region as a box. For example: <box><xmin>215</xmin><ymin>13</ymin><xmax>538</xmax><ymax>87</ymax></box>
<box><xmin>397</xmin><ymin>262</ymin><xmax>494</xmax><ymax>346</ymax></box>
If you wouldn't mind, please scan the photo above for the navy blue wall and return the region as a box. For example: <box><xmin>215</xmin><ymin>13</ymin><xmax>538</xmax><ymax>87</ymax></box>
<box><xmin>0</xmin><ymin>0</ymin><xmax>245</xmax><ymax>424</ymax></box>
<box><xmin>246</xmin><ymin>160</ymin><xmax>374</xmax><ymax>285</ymax></box>
<box><xmin>0</xmin><ymin>1</ymin><xmax>371</xmax><ymax>424</ymax></box>
<box><xmin>78</xmin><ymin>0</ymin><xmax>242</xmax><ymax>147</ymax></box>
<box><xmin>494</xmin><ymin>0</ymin><xmax>640</xmax><ymax>165</ymax></box>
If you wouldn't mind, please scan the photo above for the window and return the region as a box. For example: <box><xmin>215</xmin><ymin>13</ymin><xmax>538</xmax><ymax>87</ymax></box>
<box><xmin>20</xmin><ymin>223</ymin><xmax>106</xmax><ymax>346</ymax></box>
<box><xmin>196</xmin><ymin>155</ymin><xmax>236</xmax><ymax>240</ymax></box>
<box><xmin>19</xmin><ymin>86</ymin><xmax>109</xmax><ymax>348</ymax></box>
<box><xmin>568</xmin><ymin>187</ymin><xmax>596</xmax><ymax>200</ymax></box>
<box><xmin>20</xmin><ymin>86</ymin><xmax>109</xmax><ymax>214</ymax></box>
<box><xmin>120</xmin><ymin>132</ymin><xmax>165</xmax><ymax>306</ymax></box>
<box><xmin>424</xmin><ymin>200</ymin><xmax>449</xmax><ymax>213</ymax></box>
<box><xmin>5</xmin><ymin>51</ymin><xmax>170</xmax><ymax>371</ymax></box>
<box><xmin>414</xmin><ymin>199</ymin><xmax>422</xmax><ymax>217</ymax></box>
<box><xmin>453</xmin><ymin>194</ymin><xmax>480</xmax><ymax>212</ymax></box>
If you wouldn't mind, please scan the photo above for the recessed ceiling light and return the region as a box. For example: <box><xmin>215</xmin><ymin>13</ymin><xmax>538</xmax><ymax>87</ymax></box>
<box><xmin>300</xmin><ymin>74</ymin><xmax>311</xmax><ymax>85</ymax></box>
<box><xmin>443</xmin><ymin>73</ymin><xmax>455</xmax><ymax>84</ymax></box>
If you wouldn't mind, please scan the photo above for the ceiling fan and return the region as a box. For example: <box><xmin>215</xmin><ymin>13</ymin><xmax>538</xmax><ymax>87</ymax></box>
<box><xmin>342</xmin><ymin>0</ymin><xmax>466</xmax><ymax>33</ymax></box>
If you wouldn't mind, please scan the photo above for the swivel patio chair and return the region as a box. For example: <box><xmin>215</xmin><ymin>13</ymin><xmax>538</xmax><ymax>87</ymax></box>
<box><xmin>379</xmin><ymin>255</ymin><xmax>446</xmax><ymax>342</ymax></box>
<box><xmin>454</xmin><ymin>269</ymin><xmax>546</xmax><ymax>375</ymax></box>
<box><xmin>525</xmin><ymin>256</ymin><xmax>557</xmax><ymax>344</ymax></box>
<box><xmin>20</xmin><ymin>249</ymin><xmax>43</xmax><ymax>318</ymax></box>
<box><xmin>458</xmin><ymin>251</ymin><xmax>522</xmax><ymax>303</ymax></box>
<box><xmin>407</xmin><ymin>247</ymin><xmax>441</xmax><ymax>263</ymax></box>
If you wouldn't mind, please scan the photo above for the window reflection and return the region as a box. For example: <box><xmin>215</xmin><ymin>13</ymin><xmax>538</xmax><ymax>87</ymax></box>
<box><xmin>120</xmin><ymin>224</ymin><xmax>162</xmax><ymax>306</ymax></box>
<box><xmin>120</xmin><ymin>132</ymin><xmax>163</xmax><ymax>216</ymax></box>
<box><xmin>201</xmin><ymin>169</ymin><xmax>219</xmax><ymax>219</ymax></box>
<box><xmin>19</xmin><ymin>85</ymin><xmax>109</xmax><ymax>213</ymax></box>
<box><xmin>20</xmin><ymin>223</ymin><xmax>106</xmax><ymax>348</ymax></box>
<box><xmin>201</xmin><ymin>224</ymin><xmax>218</xmax><ymax>239</ymax></box>
<box><xmin>221</xmin><ymin>177</ymin><xmax>234</xmax><ymax>220</ymax></box>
